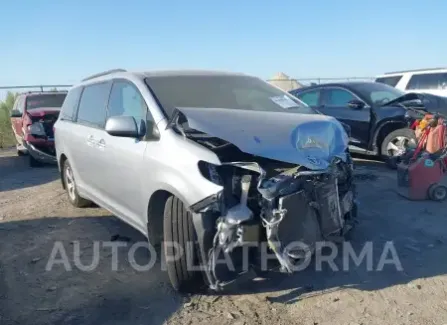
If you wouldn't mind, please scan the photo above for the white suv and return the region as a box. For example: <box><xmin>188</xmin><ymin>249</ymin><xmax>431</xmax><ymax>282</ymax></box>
<box><xmin>375</xmin><ymin>67</ymin><xmax>447</xmax><ymax>97</ymax></box>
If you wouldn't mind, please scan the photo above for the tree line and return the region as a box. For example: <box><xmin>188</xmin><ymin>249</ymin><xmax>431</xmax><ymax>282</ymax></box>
<box><xmin>0</xmin><ymin>92</ymin><xmax>18</xmax><ymax>148</ymax></box>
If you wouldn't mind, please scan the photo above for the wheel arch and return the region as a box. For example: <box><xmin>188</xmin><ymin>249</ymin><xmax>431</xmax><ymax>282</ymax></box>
<box><xmin>146</xmin><ymin>189</ymin><xmax>173</xmax><ymax>247</ymax></box>
<box><xmin>374</xmin><ymin>120</ymin><xmax>408</xmax><ymax>154</ymax></box>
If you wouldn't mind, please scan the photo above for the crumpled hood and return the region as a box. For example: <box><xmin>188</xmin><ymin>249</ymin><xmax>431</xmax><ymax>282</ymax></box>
<box><xmin>26</xmin><ymin>107</ymin><xmax>60</xmax><ymax>117</ymax></box>
<box><xmin>175</xmin><ymin>107</ymin><xmax>349</xmax><ymax>170</ymax></box>
<box><xmin>385</xmin><ymin>92</ymin><xmax>447</xmax><ymax>115</ymax></box>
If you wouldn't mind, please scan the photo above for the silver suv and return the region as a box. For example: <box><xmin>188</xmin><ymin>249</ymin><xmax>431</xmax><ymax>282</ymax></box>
<box><xmin>55</xmin><ymin>69</ymin><xmax>357</xmax><ymax>292</ymax></box>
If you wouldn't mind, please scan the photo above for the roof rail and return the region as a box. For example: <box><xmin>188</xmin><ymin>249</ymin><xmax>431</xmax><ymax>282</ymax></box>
<box><xmin>385</xmin><ymin>67</ymin><xmax>447</xmax><ymax>75</ymax></box>
<box><xmin>81</xmin><ymin>69</ymin><xmax>127</xmax><ymax>82</ymax></box>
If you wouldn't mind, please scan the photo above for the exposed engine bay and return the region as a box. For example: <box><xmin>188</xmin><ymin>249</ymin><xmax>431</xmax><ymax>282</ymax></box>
<box><xmin>169</xmin><ymin>107</ymin><xmax>358</xmax><ymax>290</ymax></box>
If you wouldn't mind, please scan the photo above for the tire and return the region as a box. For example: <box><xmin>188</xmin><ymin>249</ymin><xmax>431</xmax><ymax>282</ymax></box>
<box><xmin>428</xmin><ymin>184</ymin><xmax>447</xmax><ymax>201</ymax></box>
<box><xmin>381</xmin><ymin>128</ymin><xmax>416</xmax><ymax>169</ymax></box>
<box><xmin>29</xmin><ymin>155</ymin><xmax>43</xmax><ymax>167</ymax></box>
<box><xmin>62</xmin><ymin>160</ymin><xmax>92</xmax><ymax>208</ymax></box>
<box><xmin>163</xmin><ymin>196</ymin><xmax>203</xmax><ymax>293</ymax></box>
<box><xmin>17</xmin><ymin>148</ymin><xmax>26</xmax><ymax>156</ymax></box>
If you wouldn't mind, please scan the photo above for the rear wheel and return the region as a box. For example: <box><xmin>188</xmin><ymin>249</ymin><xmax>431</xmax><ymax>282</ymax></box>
<box><xmin>381</xmin><ymin>128</ymin><xmax>416</xmax><ymax>169</ymax></box>
<box><xmin>62</xmin><ymin>160</ymin><xmax>92</xmax><ymax>208</ymax></box>
<box><xmin>163</xmin><ymin>196</ymin><xmax>203</xmax><ymax>293</ymax></box>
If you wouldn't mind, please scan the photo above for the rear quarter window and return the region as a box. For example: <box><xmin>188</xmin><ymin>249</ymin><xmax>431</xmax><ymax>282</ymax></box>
<box><xmin>75</xmin><ymin>82</ymin><xmax>111</xmax><ymax>128</ymax></box>
<box><xmin>375</xmin><ymin>76</ymin><xmax>402</xmax><ymax>87</ymax></box>
<box><xmin>60</xmin><ymin>87</ymin><xmax>83</xmax><ymax>121</ymax></box>
<box><xmin>406</xmin><ymin>72</ymin><xmax>447</xmax><ymax>90</ymax></box>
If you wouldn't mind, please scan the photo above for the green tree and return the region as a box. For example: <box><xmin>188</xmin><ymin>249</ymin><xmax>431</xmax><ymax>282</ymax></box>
<box><xmin>0</xmin><ymin>91</ymin><xmax>18</xmax><ymax>148</ymax></box>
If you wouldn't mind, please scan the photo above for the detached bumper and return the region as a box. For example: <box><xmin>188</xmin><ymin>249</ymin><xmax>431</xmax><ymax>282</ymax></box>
<box><xmin>23</xmin><ymin>140</ymin><xmax>57</xmax><ymax>165</ymax></box>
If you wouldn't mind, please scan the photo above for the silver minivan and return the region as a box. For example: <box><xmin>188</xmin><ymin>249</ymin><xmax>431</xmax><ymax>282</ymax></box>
<box><xmin>55</xmin><ymin>69</ymin><xmax>357</xmax><ymax>292</ymax></box>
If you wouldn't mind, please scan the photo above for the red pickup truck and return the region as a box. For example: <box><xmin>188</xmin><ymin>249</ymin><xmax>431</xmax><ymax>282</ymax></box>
<box><xmin>10</xmin><ymin>91</ymin><xmax>67</xmax><ymax>167</ymax></box>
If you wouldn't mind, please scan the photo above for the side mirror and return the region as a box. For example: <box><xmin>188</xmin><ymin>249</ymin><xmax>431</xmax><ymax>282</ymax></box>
<box><xmin>105</xmin><ymin>116</ymin><xmax>140</xmax><ymax>138</ymax></box>
<box><xmin>10</xmin><ymin>110</ymin><xmax>22</xmax><ymax>118</ymax></box>
<box><xmin>348</xmin><ymin>99</ymin><xmax>365</xmax><ymax>109</ymax></box>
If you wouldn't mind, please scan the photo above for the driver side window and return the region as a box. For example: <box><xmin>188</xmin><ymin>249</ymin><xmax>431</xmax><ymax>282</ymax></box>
<box><xmin>296</xmin><ymin>90</ymin><xmax>320</xmax><ymax>107</ymax></box>
<box><xmin>107</xmin><ymin>80</ymin><xmax>151</xmax><ymax>128</ymax></box>
<box><xmin>324</xmin><ymin>88</ymin><xmax>356</xmax><ymax>107</ymax></box>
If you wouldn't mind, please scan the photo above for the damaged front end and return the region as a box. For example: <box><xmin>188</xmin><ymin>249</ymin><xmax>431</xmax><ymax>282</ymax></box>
<box><xmin>173</xmin><ymin>107</ymin><xmax>358</xmax><ymax>290</ymax></box>
<box><xmin>192</xmin><ymin>157</ymin><xmax>356</xmax><ymax>290</ymax></box>
<box><xmin>23</xmin><ymin>111</ymin><xmax>59</xmax><ymax>164</ymax></box>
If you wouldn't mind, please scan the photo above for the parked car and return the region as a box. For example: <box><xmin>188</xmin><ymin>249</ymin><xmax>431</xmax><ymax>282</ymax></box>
<box><xmin>55</xmin><ymin>69</ymin><xmax>357</xmax><ymax>292</ymax></box>
<box><xmin>375</xmin><ymin>67</ymin><xmax>447</xmax><ymax>97</ymax></box>
<box><xmin>289</xmin><ymin>82</ymin><xmax>420</xmax><ymax>166</ymax></box>
<box><xmin>10</xmin><ymin>90</ymin><xmax>67</xmax><ymax>166</ymax></box>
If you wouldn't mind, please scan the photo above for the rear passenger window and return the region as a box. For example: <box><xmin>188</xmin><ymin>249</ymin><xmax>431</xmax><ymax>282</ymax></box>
<box><xmin>406</xmin><ymin>73</ymin><xmax>447</xmax><ymax>90</ymax></box>
<box><xmin>60</xmin><ymin>87</ymin><xmax>82</xmax><ymax>121</ymax></box>
<box><xmin>76</xmin><ymin>82</ymin><xmax>111</xmax><ymax>128</ymax></box>
<box><xmin>107</xmin><ymin>80</ymin><xmax>150</xmax><ymax>127</ymax></box>
<box><xmin>375</xmin><ymin>75</ymin><xmax>402</xmax><ymax>87</ymax></box>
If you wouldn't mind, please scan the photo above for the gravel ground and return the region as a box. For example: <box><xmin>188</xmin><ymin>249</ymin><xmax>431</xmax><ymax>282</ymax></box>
<box><xmin>1</xmin><ymin>149</ymin><xmax>447</xmax><ymax>325</ymax></box>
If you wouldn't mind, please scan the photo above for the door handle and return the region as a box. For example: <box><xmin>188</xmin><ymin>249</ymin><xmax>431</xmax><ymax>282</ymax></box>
<box><xmin>87</xmin><ymin>135</ymin><xmax>97</xmax><ymax>147</ymax></box>
<box><xmin>97</xmin><ymin>139</ymin><xmax>106</xmax><ymax>148</ymax></box>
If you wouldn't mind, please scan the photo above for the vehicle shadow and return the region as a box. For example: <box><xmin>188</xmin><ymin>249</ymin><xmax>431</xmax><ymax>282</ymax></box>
<box><xmin>220</xmin><ymin>162</ymin><xmax>447</xmax><ymax>304</ymax></box>
<box><xmin>0</xmin><ymin>153</ymin><xmax>59</xmax><ymax>192</ymax></box>
<box><xmin>0</xmin><ymin>216</ymin><xmax>182</xmax><ymax>325</ymax></box>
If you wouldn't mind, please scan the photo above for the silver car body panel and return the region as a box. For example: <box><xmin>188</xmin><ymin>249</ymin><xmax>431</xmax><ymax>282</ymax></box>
<box><xmin>175</xmin><ymin>106</ymin><xmax>349</xmax><ymax>170</ymax></box>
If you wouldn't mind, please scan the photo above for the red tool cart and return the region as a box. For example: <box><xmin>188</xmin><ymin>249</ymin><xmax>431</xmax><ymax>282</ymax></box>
<box><xmin>397</xmin><ymin>114</ymin><xmax>447</xmax><ymax>201</ymax></box>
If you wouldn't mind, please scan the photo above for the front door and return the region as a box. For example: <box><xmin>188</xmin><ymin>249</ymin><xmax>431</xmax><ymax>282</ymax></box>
<box><xmin>99</xmin><ymin>79</ymin><xmax>152</xmax><ymax>230</ymax></box>
<box><xmin>319</xmin><ymin>87</ymin><xmax>371</xmax><ymax>148</ymax></box>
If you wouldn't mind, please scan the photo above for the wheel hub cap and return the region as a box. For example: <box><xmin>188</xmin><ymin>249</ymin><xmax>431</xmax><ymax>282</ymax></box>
<box><xmin>387</xmin><ymin>136</ymin><xmax>414</xmax><ymax>156</ymax></box>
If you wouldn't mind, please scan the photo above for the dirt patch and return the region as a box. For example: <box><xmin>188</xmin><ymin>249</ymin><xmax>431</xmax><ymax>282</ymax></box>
<box><xmin>1</xmin><ymin>150</ymin><xmax>447</xmax><ymax>325</ymax></box>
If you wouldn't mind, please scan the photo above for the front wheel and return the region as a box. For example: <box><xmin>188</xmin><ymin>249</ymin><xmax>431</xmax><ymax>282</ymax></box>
<box><xmin>381</xmin><ymin>128</ymin><xmax>416</xmax><ymax>169</ymax></box>
<box><xmin>163</xmin><ymin>196</ymin><xmax>203</xmax><ymax>293</ymax></box>
<box><xmin>62</xmin><ymin>160</ymin><xmax>92</xmax><ymax>208</ymax></box>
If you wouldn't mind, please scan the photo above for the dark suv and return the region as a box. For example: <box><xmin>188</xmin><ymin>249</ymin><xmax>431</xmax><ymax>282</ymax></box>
<box><xmin>10</xmin><ymin>91</ymin><xmax>67</xmax><ymax>166</ymax></box>
<box><xmin>290</xmin><ymin>82</ymin><xmax>419</xmax><ymax>166</ymax></box>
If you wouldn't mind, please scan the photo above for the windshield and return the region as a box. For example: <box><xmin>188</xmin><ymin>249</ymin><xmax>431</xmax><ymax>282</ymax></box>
<box><xmin>352</xmin><ymin>82</ymin><xmax>405</xmax><ymax>106</ymax></box>
<box><xmin>25</xmin><ymin>93</ymin><xmax>67</xmax><ymax>110</ymax></box>
<box><xmin>145</xmin><ymin>75</ymin><xmax>316</xmax><ymax>118</ymax></box>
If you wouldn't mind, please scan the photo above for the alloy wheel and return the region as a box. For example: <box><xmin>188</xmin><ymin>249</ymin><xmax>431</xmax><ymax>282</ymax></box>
<box><xmin>65</xmin><ymin>165</ymin><xmax>77</xmax><ymax>201</ymax></box>
<box><xmin>386</xmin><ymin>136</ymin><xmax>414</xmax><ymax>157</ymax></box>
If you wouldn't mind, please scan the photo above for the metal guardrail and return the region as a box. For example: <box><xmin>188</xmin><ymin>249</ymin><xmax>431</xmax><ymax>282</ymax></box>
<box><xmin>0</xmin><ymin>84</ymin><xmax>73</xmax><ymax>91</ymax></box>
